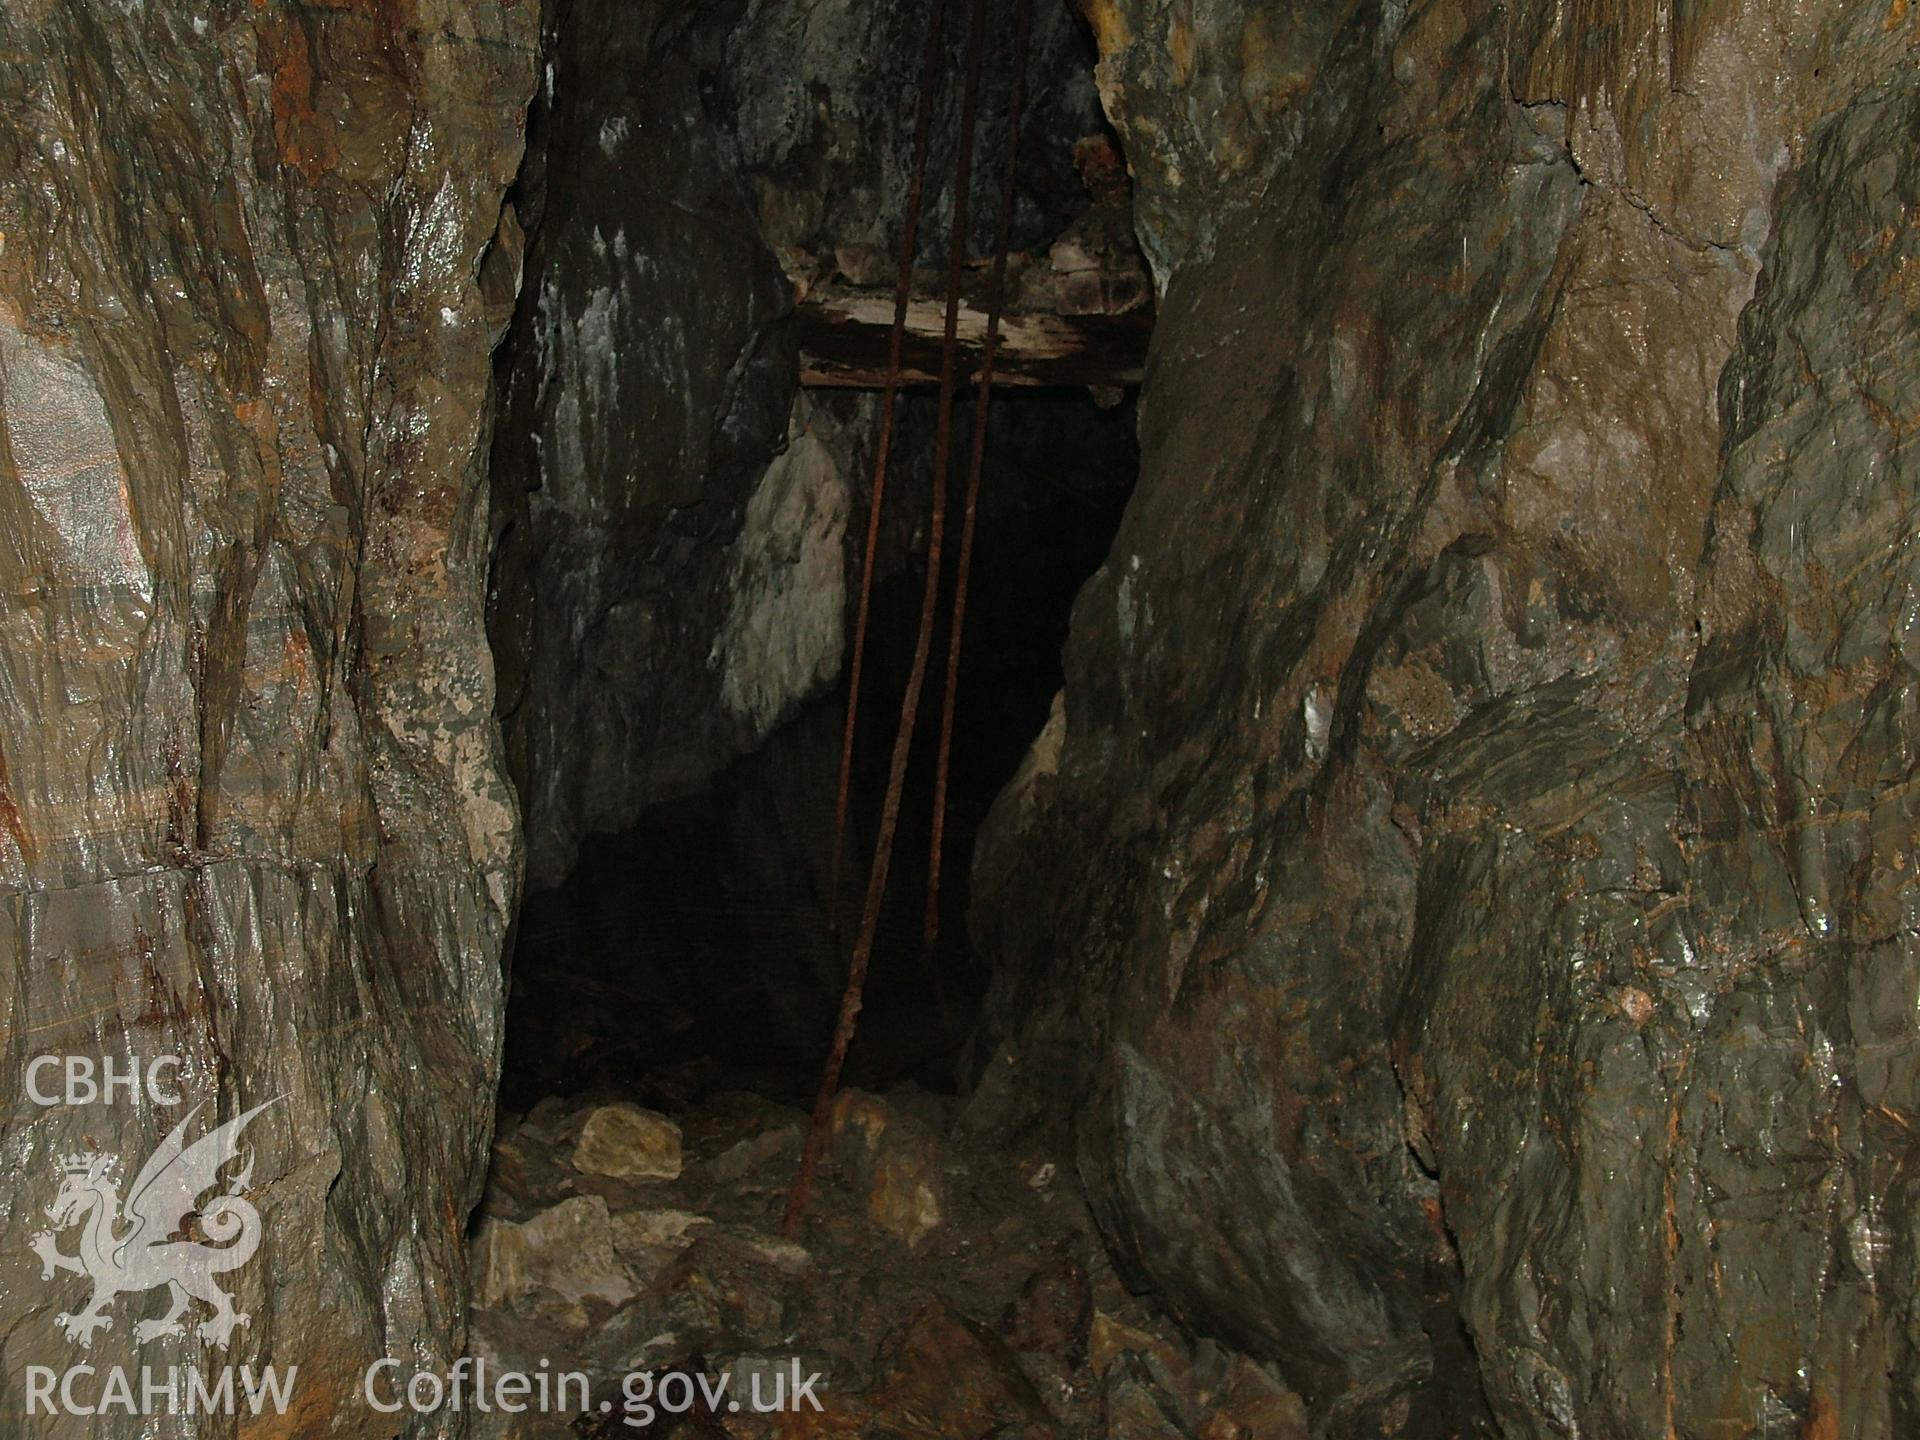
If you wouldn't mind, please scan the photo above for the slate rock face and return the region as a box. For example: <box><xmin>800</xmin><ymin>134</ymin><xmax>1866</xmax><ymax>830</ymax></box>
<box><xmin>487</xmin><ymin>0</ymin><xmax>800</xmax><ymax>890</ymax></box>
<box><xmin>972</xmin><ymin>0</ymin><xmax>1920</xmax><ymax>1433</ymax></box>
<box><xmin>715</xmin><ymin>0</ymin><xmax>1106</xmax><ymax>275</ymax></box>
<box><xmin>0</xmin><ymin>0</ymin><xmax>532</xmax><ymax>1430</ymax></box>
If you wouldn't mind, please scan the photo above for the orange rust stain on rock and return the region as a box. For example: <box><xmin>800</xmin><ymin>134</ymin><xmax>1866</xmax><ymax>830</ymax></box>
<box><xmin>282</xmin><ymin>628</ymin><xmax>314</xmax><ymax>694</ymax></box>
<box><xmin>1886</xmin><ymin>0</ymin><xmax>1909</xmax><ymax>31</ymax></box>
<box><xmin>1617</xmin><ymin>985</ymin><xmax>1656</xmax><ymax>1027</ymax></box>
<box><xmin>0</xmin><ymin>739</ymin><xmax>33</xmax><ymax>863</ymax></box>
<box><xmin>1803</xmin><ymin>1392</ymin><xmax>1838</xmax><ymax>1440</ymax></box>
<box><xmin>1069</xmin><ymin>0</ymin><xmax>1131</xmax><ymax>60</ymax></box>
<box><xmin>1169</xmin><ymin>15</ymin><xmax>1195</xmax><ymax>83</ymax></box>
<box><xmin>131</xmin><ymin>950</ymin><xmax>207</xmax><ymax>1030</ymax></box>
<box><xmin>261</xmin><ymin>20</ymin><xmax>340</xmax><ymax>182</ymax></box>
<box><xmin>237</xmin><ymin>1369</ymin><xmax>347</xmax><ymax>1439</ymax></box>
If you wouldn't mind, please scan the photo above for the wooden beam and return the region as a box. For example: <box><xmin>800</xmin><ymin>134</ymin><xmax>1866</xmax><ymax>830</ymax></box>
<box><xmin>794</xmin><ymin>285</ymin><xmax>1151</xmax><ymax>390</ymax></box>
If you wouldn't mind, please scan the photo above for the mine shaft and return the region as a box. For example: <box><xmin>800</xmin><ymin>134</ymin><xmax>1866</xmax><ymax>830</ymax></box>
<box><xmin>1</xmin><ymin>2</ymin><xmax>1915</xmax><ymax>1439</ymax></box>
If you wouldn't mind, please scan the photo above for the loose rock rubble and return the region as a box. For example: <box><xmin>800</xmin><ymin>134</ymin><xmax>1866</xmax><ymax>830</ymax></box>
<box><xmin>469</xmin><ymin>1088</ymin><xmax>1308</xmax><ymax>1440</ymax></box>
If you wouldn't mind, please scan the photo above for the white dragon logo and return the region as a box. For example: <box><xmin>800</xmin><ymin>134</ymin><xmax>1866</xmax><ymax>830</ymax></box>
<box><xmin>29</xmin><ymin>1098</ymin><xmax>280</xmax><ymax>1349</ymax></box>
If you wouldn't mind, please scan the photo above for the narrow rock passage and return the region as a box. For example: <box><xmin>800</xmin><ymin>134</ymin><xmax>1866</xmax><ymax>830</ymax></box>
<box><xmin>500</xmin><ymin>393</ymin><xmax>1136</xmax><ymax>1115</ymax></box>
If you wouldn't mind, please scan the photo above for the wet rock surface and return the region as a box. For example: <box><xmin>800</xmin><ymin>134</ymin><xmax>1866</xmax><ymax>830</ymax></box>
<box><xmin>488</xmin><ymin>0</ymin><xmax>800</xmax><ymax>890</ymax></box>
<box><xmin>714</xmin><ymin>0</ymin><xmax>1107</xmax><ymax>285</ymax></box>
<box><xmin>0</xmin><ymin>0</ymin><xmax>532</xmax><ymax>1430</ymax></box>
<box><xmin>974</xmin><ymin>0</ymin><xmax>1920</xmax><ymax>1435</ymax></box>
<box><xmin>470</xmin><ymin>1087</ymin><xmax>1307</xmax><ymax>1440</ymax></box>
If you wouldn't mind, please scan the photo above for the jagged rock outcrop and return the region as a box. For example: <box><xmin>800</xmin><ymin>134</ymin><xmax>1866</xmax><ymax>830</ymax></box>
<box><xmin>0</xmin><ymin>0</ymin><xmax>532</xmax><ymax>1430</ymax></box>
<box><xmin>974</xmin><ymin>1</ymin><xmax>1920</xmax><ymax>1434</ymax></box>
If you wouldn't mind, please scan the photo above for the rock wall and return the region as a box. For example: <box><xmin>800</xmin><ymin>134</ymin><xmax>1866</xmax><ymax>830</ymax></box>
<box><xmin>973</xmin><ymin>0</ymin><xmax>1920</xmax><ymax>1434</ymax></box>
<box><xmin>0</xmin><ymin>0</ymin><xmax>531</xmax><ymax>1430</ymax></box>
<box><xmin>716</xmin><ymin>0</ymin><xmax>1105</xmax><ymax>278</ymax></box>
<box><xmin>487</xmin><ymin>0</ymin><xmax>799</xmax><ymax>891</ymax></box>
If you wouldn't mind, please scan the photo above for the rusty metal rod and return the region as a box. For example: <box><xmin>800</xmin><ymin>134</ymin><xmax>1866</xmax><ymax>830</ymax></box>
<box><xmin>828</xmin><ymin>0</ymin><xmax>951</xmax><ymax>934</ymax></box>
<box><xmin>787</xmin><ymin>0</ymin><xmax>992</xmax><ymax>1234</ymax></box>
<box><xmin>924</xmin><ymin>0</ymin><xmax>1034</xmax><ymax>954</ymax></box>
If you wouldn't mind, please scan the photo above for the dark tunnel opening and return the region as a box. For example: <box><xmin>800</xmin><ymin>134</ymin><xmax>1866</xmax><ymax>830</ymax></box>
<box><xmin>481</xmin><ymin>0</ymin><xmax>1149</xmax><ymax>1113</ymax></box>
<box><xmin>456</xmin><ymin>0</ymin><xmax>1215</xmax><ymax>1410</ymax></box>
<box><xmin>498</xmin><ymin>387</ymin><xmax>1138</xmax><ymax>1112</ymax></box>
<box><xmin>448</xmin><ymin>2</ymin><xmax>1266</xmax><ymax>1423</ymax></box>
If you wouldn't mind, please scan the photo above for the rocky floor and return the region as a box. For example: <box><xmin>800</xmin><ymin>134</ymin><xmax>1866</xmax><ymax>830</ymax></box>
<box><xmin>468</xmin><ymin>1083</ymin><xmax>1309</xmax><ymax>1440</ymax></box>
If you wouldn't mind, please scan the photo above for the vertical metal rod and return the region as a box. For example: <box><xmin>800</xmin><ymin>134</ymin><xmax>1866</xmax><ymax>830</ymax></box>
<box><xmin>786</xmin><ymin>0</ymin><xmax>994</xmax><ymax>1235</ymax></box>
<box><xmin>828</xmin><ymin>0</ymin><xmax>951</xmax><ymax>934</ymax></box>
<box><xmin>924</xmin><ymin>0</ymin><xmax>1034</xmax><ymax>954</ymax></box>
